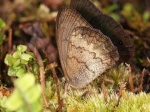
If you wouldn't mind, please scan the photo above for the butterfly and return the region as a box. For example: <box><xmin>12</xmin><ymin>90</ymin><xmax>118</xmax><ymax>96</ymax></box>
<box><xmin>56</xmin><ymin>0</ymin><xmax>134</xmax><ymax>88</ymax></box>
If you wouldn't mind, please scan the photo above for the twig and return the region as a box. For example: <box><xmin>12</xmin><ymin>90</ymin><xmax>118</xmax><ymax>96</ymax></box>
<box><xmin>48</xmin><ymin>62</ymin><xmax>62</xmax><ymax>112</ymax></box>
<box><xmin>126</xmin><ymin>64</ymin><xmax>145</xmax><ymax>93</ymax></box>
<box><xmin>126</xmin><ymin>64</ymin><xmax>134</xmax><ymax>92</ymax></box>
<box><xmin>112</xmin><ymin>82</ymin><xmax>126</xmax><ymax>112</ymax></box>
<box><xmin>101</xmin><ymin>81</ymin><xmax>107</xmax><ymax>102</ymax></box>
<box><xmin>146</xmin><ymin>57</ymin><xmax>150</xmax><ymax>64</ymax></box>
<box><xmin>139</xmin><ymin>69</ymin><xmax>145</xmax><ymax>92</ymax></box>
<box><xmin>27</xmin><ymin>43</ymin><xmax>49</xmax><ymax>108</ymax></box>
<box><xmin>8</xmin><ymin>29</ymin><xmax>12</xmax><ymax>52</ymax></box>
<box><xmin>116</xmin><ymin>82</ymin><xmax>126</xmax><ymax>107</ymax></box>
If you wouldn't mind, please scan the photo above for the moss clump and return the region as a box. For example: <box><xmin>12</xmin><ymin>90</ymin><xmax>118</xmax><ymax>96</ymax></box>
<box><xmin>116</xmin><ymin>92</ymin><xmax>150</xmax><ymax>112</ymax></box>
<box><xmin>45</xmin><ymin>69</ymin><xmax>150</xmax><ymax>112</ymax></box>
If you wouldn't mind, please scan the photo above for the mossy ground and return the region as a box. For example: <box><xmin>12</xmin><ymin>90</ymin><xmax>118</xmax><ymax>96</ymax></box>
<box><xmin>44</xmin><ymin>64</ymin><xmax>150</xmax><ymax>112</ymax></box>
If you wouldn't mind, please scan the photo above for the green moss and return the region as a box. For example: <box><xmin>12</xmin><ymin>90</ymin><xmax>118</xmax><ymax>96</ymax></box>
<box><xmin>45</xmin><ymin>64</ymin><xmax>150</xmax><ymax>112</ymax></box>
<box><xmin>116</xmin><ymin>92</ymin><xmax>150</xmax><ymax>112</ymax></box>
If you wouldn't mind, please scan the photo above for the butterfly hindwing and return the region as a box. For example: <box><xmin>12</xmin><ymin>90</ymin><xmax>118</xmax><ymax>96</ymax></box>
<box><xmin>66</xmin><ymin>27</ymin><xmax>119</xmax><ymax>88</ymax></box>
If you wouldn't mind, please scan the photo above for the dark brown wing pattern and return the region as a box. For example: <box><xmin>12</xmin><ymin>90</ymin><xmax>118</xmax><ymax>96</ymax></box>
<box><xmin>70</xmin><ymin>0</ymin><xmax>134</xmax><ymax>63</ymax></box>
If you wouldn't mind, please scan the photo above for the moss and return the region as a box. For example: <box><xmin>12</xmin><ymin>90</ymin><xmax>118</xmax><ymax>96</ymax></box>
<box><xmin>45</xmin><ymin>71</ymin><xmax>150</xmax><ymax>112</ymax></box>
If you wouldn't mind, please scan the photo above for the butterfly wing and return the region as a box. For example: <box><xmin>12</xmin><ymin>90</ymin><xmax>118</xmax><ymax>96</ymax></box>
<box><xmin>70</xmin><ymin>0</ymin><xmax>134</xmax><ymax>63</ymax></box>
<box><xmin>71</xmin><ymin>0</ymin><xmax>103</xmax><ymax>22</ymax></box>
<box><xmin>56</xmin><ymin>7</ymin><xmax>92</xmax><ymax>80</ymax></box>
<box><xmin>66</xmin><ymin>27</ymin><xmax>119</xmax><ymax>88</ymax></box>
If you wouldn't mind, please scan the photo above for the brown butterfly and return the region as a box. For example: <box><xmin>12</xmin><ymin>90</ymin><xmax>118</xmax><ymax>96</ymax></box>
<box><xmin>56</xmin><ymin>0</ymin><xmax>134</xmax><ymax>88</ymax></box>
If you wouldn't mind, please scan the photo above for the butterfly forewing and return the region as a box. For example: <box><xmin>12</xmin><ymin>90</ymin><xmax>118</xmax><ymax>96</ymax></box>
<box><xmin>70</xmin><ymin>0</ymin><xmax>134</xmax><ymax>63</ymax></box>
<box><xmin>70</xmin><ymin>0</ymin><xmax>103</xmax><ymax>22</ymax></box>
<box><xmin>66</xmin><ymin>27</ymin><xmax>119</xmax><ymax>88</ymax></box>
<box><xmin>56</xmin><ymin>7</ymin><xmax>92</xmax><ymax>79</ymax></box>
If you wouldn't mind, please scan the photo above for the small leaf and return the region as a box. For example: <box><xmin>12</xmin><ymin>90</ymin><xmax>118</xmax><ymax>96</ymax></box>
<box><xmin>20</xmin><ymin>59</ymin><xmax>28</xmax><ymax>65</ymax></box>
<box><xmin>5</xmin><ymin>90</ymin><xmax>23</xmax><ymax>111</ymax></box>
<box><xmin>25</xmin><ymin>85</ymin><xmax>42</xmax><ymax>103</ymax></box>
<box><xmin>16</xmin><ymin>68</ymin><xmax>26</xmax><ymax>78</ymax></box>
<box><xmin>13</xmin><ymin>51</ymin><xmax>21</xmax><ymax>58</ymax></box>
<box><xmin>33</xmin><ymin>64</ymin><xmax>39</xmax><ymax>75</ymax></box>
<box><xmin>110</xmin><ymin>13</ymin><xmax>120</xmax><ymax>22</ymax></box>
<box><xmin>0</xmin><ymin>34</ymin><xmax>6</xmax><ymax>45</ymax></box>
<box><xmin>0</xmin><ymin>18</ymin><xmax>5</xmax><ymax>29</ymax></box>
<box><xmin>0</xmin><ymin>18</ymin><xmax>6</xmax><ymax>45</ymax></box>
<box><xmin>8</xmin><ymin>67</ymin><xmax>17</xmax><ymax>76</ymax></box>
<box><xmin>17</xmin><ymin>45</ymin><xmax>27</xmax><ymax>52</ymax></box>
<box><xmin>13</xmin><ymin>64</ymin><xmax>22</xmax><ymax>69</ymax></box>
<box><xmin>15</xmin><ymin>73</ymin><xmax>35</xmax><ymax>92</ymax></box>
<box><xmin>30</xmin><ymin>99</ymin><xmax>43</xmax><ymax>112</ymax></box>
<box><xmin>27</xmin><ymin>52</ymin><xmax>34</xmax><ymax>58</ymax></box>
<box><xmin>21</xmin><ymin>53</ymin><xmax>33</xmax><ymax>61</ymax></box>
<box><xmin>17</xmin><ymin>106</ymin><xmax>28</xmax><ymax>112</ymax></box>
<box><xmin>4</xmin><ymin>54</ymin><xmax>15</xmax><ymax>66</ymax></box>
<box><xmin>143</xmin><ymin>11</ymin><xmax>150</xmax><ymax>22</ymax></box>
<box><xmin>13</xmin><ymin>59</ymin><xmax>21</xmax><ymax>67</ymax></box>
<box><xmin>0</xmin><ymin>96</ymin><xmax>7</xmax><ymax>108</ymax></box>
